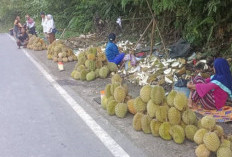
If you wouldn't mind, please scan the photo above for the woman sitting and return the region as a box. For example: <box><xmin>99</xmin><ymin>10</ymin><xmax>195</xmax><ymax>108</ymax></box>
<box><xmin>105</xmin><ymin>33</ymin><xmax>125</xmax><ymax>65</ymax></box>
<box><xmin>17</xmin><ymin>27</ymin><xmax>29</xmax><ymax>49</ymax></box>
<box><xmin>187</xmin><ymin>58</ymin><xmax>232</xmax><ymax>110</ymax></box>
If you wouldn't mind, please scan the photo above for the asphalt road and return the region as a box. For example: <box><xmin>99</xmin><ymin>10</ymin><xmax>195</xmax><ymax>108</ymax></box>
<box><xmin>0</xmin><ymin>34</ymin><xmax>127</xmax><ymax>157</ymax></box>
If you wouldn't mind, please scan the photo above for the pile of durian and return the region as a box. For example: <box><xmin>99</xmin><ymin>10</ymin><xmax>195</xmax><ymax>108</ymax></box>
<box><xmin>47</xmin><ymin>40</ymin><xmax>77</xmax><ymax>62</ymax></box>
<box><xmin>27</xmin><ymin>35</ymin><xmax>47</xmax><ymax>51</ymax></box>
<box><xmin>101</xmin><ymin>74</ymin><xmax>131</xmax><ymax>118</ymax></box>
<box><xmin>71</xmin><ymin>47</ymin><xmax>118</xmax><ymax>81</ymax></box>
<box><xmin>194</xmin><ymin>115</ymin><xmax>232</xmax><ymax>157</ymax></box>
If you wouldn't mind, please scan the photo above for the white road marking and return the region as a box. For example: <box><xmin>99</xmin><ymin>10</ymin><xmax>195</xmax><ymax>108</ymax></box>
<box><xmin>8</xmin><ymin>34</ymin><xmax>130</xmax><ymax>157</ymax></box>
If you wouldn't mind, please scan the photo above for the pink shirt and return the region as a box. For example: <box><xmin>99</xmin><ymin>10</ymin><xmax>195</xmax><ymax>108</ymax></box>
<box><xmin>196</xmin><ymin>78</ymin><xmax>228</xmax><ymax>110</ymax></box>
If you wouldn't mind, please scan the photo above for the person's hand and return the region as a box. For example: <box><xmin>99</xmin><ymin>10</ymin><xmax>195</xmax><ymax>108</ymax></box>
<box><xmin>187</xmin><ymin>82</ymin><xmax>193</xmax><ymax>89</ymax></box>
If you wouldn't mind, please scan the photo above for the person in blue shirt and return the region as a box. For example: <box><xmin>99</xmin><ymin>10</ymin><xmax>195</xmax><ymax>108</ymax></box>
<box><xmin>105</xmin><ymin>33</ymin><xmax>125</xmax><ymax>65</ymax></box>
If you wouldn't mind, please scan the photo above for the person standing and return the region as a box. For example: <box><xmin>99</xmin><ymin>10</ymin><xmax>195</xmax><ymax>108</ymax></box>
<box><xmin>46</xmin><ymin>14</ymin><xmax>56</xmax><ymax>44</ymax></box>
<box><xmin>13</xmin><ymin>16</ymin><xmax>22</xmax><ymax>38</ymax></box>
<box><xmin>25</xmin><ymin>14</ymin><xmax>36</xmax><ymax>35</ymax></box>
<box><xmin>40</xmin><ymin>12</ymin><xmax>48</xmax><ymax>39</ymax></box>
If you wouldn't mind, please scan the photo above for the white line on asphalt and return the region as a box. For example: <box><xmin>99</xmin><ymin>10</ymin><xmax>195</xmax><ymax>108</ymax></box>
<box><xmin>8</xmin><ymin>34</ymin><xmax>130</xmax><ymax>157</ymax></box>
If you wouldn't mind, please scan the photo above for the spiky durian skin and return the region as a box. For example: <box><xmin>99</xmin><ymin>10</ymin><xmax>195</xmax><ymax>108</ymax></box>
<box><xmin>87</xmin><ymin>53</ymin><xmax>96</xmax><ymax>60</ymax></box>
<box><xmin>110</xmin><ymin>82</ymin><xmax>120</xmax><ymax>95</ymax></box>
<box><xmin>156</xmin><ymin>106</ymin><xmax>168</xmax><ymax>122</ymax></box>
<box><xmin>167</xmin><ymin>90</ymin><xmax>177</xmax><ymax>107</ymax></box>
<box><xmin>220</xmin><ymin>139</ymin><xmax>231</xmax><ymax>148</ymax></box>
<box><xmin>101</xmin><ymin>96</ymin><xmax>108</xmax><ymax>110</ymax></box>
<box><xmin>105</xmin><ymin>84</ymin><xmax>112</xmax><ymax>98</ymax></box>
<box><xmin>217</xmin><ymin>147</ymin><xmax>232</xmax><ymax>157</ymax></box>
<box><xmin>134</xmin><ymin>97</ymin><xmax>146</xmax><ymax>113</ymax></box>
<box><xmin>150</xmin><ymin>86</ymin><xmax>165</xmax><ymax>105</ymax></box>
<box><xmin>201</xmin><ymin>115</ymin><xmax>216</xmax><ymax>130</ymax></box>
<box><xmin>182</xmin><ymin>109</ymin><xmax>197</xmax><ymax>125</ymax></box>
<box><xmin>169</xmin><ymin>125</ymin><xmax>185</xmax><ymax>144</ymax></box>
<box><xmin>141</xmin><ymin>115</ymin><xmax>152</xmax><ymax>134</ymax></box>
<box><xmin>140</xmin><ymin>85</ymin><xmax>152</xmax><ymax>103</ymax></box>
<box><xmin>203</xmin><ymin>132</ymin><xmax>220</xmax><ymax>152</ymax></box>
<box><xmin>71</xmin><ymin>70</ymin><xmax>77</xmax><ymax>78</ymax></box>
<box><xmin>195</xmin><ymin>144</ymin><xmax>211</xmax><ymax>157</ymax></box>
<box><xmin>108</xmin><ymin>62</ymin><xmax>118</xmax><ymax>72</ymax></box>
<box><xmin>114</xmin><ymin>86</ymin><xmax>126</xmax><ymax>103</ymax></box>
<box><xmin>159</xmin><ymin>122</ymin><xmax>172</xmax><ymax>140</ymax></box>
<box><xmin>194</xmin><ymin>128</ymin><xmax>208</xmax><ymax>145</ymax></box>
<box><xmin>174</xmin><ymin>92</ymin><xmax>188</xmax><ymax>111</ymax></box>
<box><xmin>86</xmin><ymin>71</ymin><xmax>96</xmax><ymax>81</ymax></box>
<box><xmin>95</xmin><ymin>69</ymin><xmax>100</xmax><ymax>78</ymax></box>
<box><xmin>88</xmin><ymin>60</ymin><xmax>96</xmax><ymax>71</ymax></box>
<box><xmin>99</xmin><ymin>66</ymin><xmax>109</xmax><ymax>78</ymax></box>
<box><xmin>115</xmin><ymin>103</ymin><xmax>128</xmax><ymax>118</ymax></box>
<box><xmin>106</xmin><ymin>100</ymin><xmax>118</xmax><ymax>116</ymax></box>
<box><xmin>150</xmin><ymin>119</ymin><xmax>162</xmax><ymax>137</ymax></box>
<box><xmin>213</xmin><ymin>125</ymin><xmax>224</xmax><ymax>138</ymax></box>
<box><xmin>73</xmin><ymin>71</ymin><xmax>81</xmax><ymax>80</ymax></box>
<box><xmin>111</xmin><ymin>74</ymin><xmax>122</xmax><ymax>84</ymax></box>
<box><xmin>185</xmin><ymin>125</ymin><xmax>198</xmax><ymax>141</ymax></box>
<box><xmin>80</xmin><ymin>69</ymin><xmax>88</xmax><ymax>81</ymax></box>
<box><xmin>147</xmin><ymin>100</ymin><xmax>159</xmax><ymax>118</ymax></box>
<box><xmin>168</xmin><ymin>107</ymin><xmax>181</xmax><ymax>125</ymax></box>
<box><xmin>133</xmin><ymin>113</ymin><xmax>143</xmax><ymax>131</ymax></box>
<box><xmin>127</xmin><ymin>99</ymin><xmax>136</xmax><ymax>114</ymax></box>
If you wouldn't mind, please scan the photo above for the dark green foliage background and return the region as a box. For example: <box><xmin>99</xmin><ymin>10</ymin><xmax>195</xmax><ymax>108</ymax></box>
<box><xmin>1</xmin><ymin>0</ymin><xmax>232</xmax><ymax>55</ymax></box>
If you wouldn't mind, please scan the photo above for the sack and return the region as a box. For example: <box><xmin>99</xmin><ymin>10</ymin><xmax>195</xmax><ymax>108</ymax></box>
<box><xmin>52</xmin><ymin>28</ymin><xmax>57</xmax><ymax>34</ymax></box>
<box><xmin>169</xmin><ymin>38</ymin><xmax>191</xmax><ymax>59</ymax></box>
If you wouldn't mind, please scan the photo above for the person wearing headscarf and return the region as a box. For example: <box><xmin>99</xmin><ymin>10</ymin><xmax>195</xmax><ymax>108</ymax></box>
<box><xmin>46</xmin><ymin>14</ymin><xmax>56</xmax><ymax>44</ymax></box>
<box><xmin>187</xmin><ymin>58</ymin><xmax>232</xmax><ymax>110</ymax></box>
<box><xmin>13</xmin><ymin>16</ymin><xmax>23</xmax><ymax>38</ymax></box>
<box><xmin>25</xmin><ymin>14</ymin><xmax>36</xmax><ymax>35</ymax></box>
<box><xmin>105</xmin><ymin>33</ymin><xmax>125</xmax><ymax>65</ymax></box>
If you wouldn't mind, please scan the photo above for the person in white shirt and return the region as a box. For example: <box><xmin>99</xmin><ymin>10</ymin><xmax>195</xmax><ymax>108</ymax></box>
<box><xmin>25</xmin><ymin>14</ymin><xmax>36</xmax><ymax>35</ymax></box>
<box><xmin>40</xmin><ymin>12</ymin><xmax>48</xmax><ymax>40</ymax></box>
<box><xmin>46</xmin><ymin>14</ymin><xmax>56</xmax><ymax>44</ymax></box>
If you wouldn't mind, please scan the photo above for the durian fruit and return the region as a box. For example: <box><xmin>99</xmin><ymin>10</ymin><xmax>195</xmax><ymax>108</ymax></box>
<box><xmin>47</xmin><ymin>54</ymin><xmax>53</xmax><ymax>60</ymax></box>
<box><xmin>105</xmin><ymin>84</ymin><xmax>112</xmax><ymax>98</ymax></box>
<box><xmin>147</xmin><ymin>100</ymin><xmax>159</xmax><ymax>118</ymax></box>
<box><xmin>80</xmin><ymin>69</ymin><xmax>88</xmax><ymax>81</ymax></box>
<box><xmin>58</xmin><ymin>53</ymin><xmax>63</xmax><ymax>58</ymax></box>
<box><xmin>169</xmin><ymin>125</ymin><xmax>185</xmax><ymax>144</ymax></box>
<box><xmin>53</xmin><ymin>56</ymin><xmax>58</xmax><ymax>62</ymax></box>
<box><xmin>182</xmin><ymin>109</ymin><xmax>197</xmax><ymax>125</ymax></box>
<box><xmin>134</xmin><ymin>97</ymin><xmax>146</xmax><ymax>113</ymax></box>
<box><xmin>111</xmin><ymin>74</ymin><xmax>122</xmax><ymax>84</ymax></box>
<box><xmin>86</xmin><ymin>71</ymin><xmax>96</xmax><ymax>81</ymax></box>
<box><xmin>106</xmin><ymin>100</ymin><xmax>117</xmax><ymax>116</ymax></box>
<box><xmin>150</xmin><ymin>119</ymin><xmax>162</xmax><ymax>137</ymax></box>
<box><xmin>133</xmin><ymin>113</ymin><xmax>143</xmax><ymax>131</ymax></box>
<box><xmin>185</xmin><ymin>125</ymin><xmax>198</xmax><ymax>141</ymax></box>
<box><xmin>77</xmin><ymin>65</ymin><xmax>85</xmax><ymax>71</ymax></box>
<box><xmin>174</xmin><ymin>92</ymin><xmax>188</xmax><ymax>111</ymax></box>
<box><xmin>150</xmin><ymin>86</ymin><xmax>165</xmax><ymax>105</ymax></box>
<box><xmin>167</xmin><ymin>90</ymin><xmax>177</xmax><ymax>107</ymax></box>
<box><xmin>73</xmin><ymin>71</ymin><xmax>81</xmax><ymax>80</ymax></box>
<box><xmin>159</xmin><ymin>122</ymin><xmax>172</xmax><ymax>140</ymax></box>
<box><xmin>114</xmin><ymin>86</ymin><xmax>126</xmax><ymax>103</ymax></box>
<box><xmin>141</xmin><ymin>114</ymin><xmax>152</xmax><ymax>134</ymax></box>
<box><xmin>194</xmin><ymin>128</ymin><xmax>208</xmax><ymax>145</ymax></box>
<box><xmin>96</xmin><ymin>60</ymin><xmax>103</xmax><ymax>69</ymax></box>
<box><xmin>87</xmin><ymin>53</ymin><xmax>96</xmax><ymax>60</ymax></box>
<box><xmin>101</xmin><ymin>95</ymin><xmax>108</xmax><ymax>110</ymax></box>
<box><xmin>198</xmin><ymin>119</ymin><xmax>203</xmax><ymax>129</ymax></box>
<box><xmin>73</xmin><ymin>55</ymin><xmax>78</xmax><ymax>61</ymax></box>
<box><xmin>140</xmin><ymin>85</ymin><xmax>152</xmax><ymax>103</ymax></box>
<box><xmin>180</xmin><ymin>121</ymin><xmax>187</xmax><ymax>129</ymax></box>
<box><xmin>195</xmin><ymin>144</ymin><xmax>211</xmax><ymax>157</ymax></box>
<box><xmin>168</xmin><ymin>107</ymin><xmax>181</xmax><ymax>125</ymax></box>
<box><xmin>156</xmin><ymin>106</ymin><xmax>168</xmax><ymax>122</ymax></box>
<box><xmin>88</xmin><ymin>60</ymin><xmax>96</xmax><ymax>71</ymax></box>
<box><xmin>99</xmin><ymin>66</ymin><xmax>109</xmax><ymax>78</ymax></box>
<box><xmin>221</xmin><ymin>139</ymin><xmax>231</xmax><ymax>148</ymax></box>
<box><xmin>68</xmin><ymin>56</ymin><xmax>73</xmax><ymax>62</ymax></box>
<box><xmin>85</xmin><ymin>60</ymin><xmax>90</xmax><ymax>67</ymax></box>
<box><xmin>122</xmin><ymin>84</ymin><xmax>129</xmax><ymax>95</ymax></box>
<box><xmin>217</xmin><ymin>146</ymin><xmax>232</xmax><ymax>157</ymax></box>
<box><xmin>213</xmin><ymin>125</ymin><xmax>224</xmax><ymax>138</ymax></box>
<box><xmin>108</xmin><ymin>62</ymin><xmax>118</xmax><ymax>72</ymax></box>
<box><xmin>71</xmin><ymin>70</ymin><xmax>77</xmax><ymax>78</ymax></box>
<box><xmin>95</xmin><ymin>69</ymin><xmax>100</xmax><ymax>78</ymax></box>
<box><xmin>201</xmin><ymin>115</ymin><xmax>216</xmax><ymax>130</ymax></box>
<box><xmin>110</xmin><ymin>82</ymin><xmax>120</xmax><ymax>95</ymax></box>
<box><xmin>127</xmin><ymin>99</ymin><xmax>136</xmax><ymax>114</ymax></box>
<box><xmin>203</xmin><ymin>132</ymin><xmax>220</xmax><ymax>152</ymax></box>
<box><xmin>115</xmin><ymin>103</ymin><xmax>127</xmax><ymax>118</ymax></box>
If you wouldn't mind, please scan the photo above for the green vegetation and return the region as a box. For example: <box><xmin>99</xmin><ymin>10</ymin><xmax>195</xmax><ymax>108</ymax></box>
<box><xmin>1</xmin><ymin>0</ymin><xmax>232</xmax><ymax>55</ymax></box>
